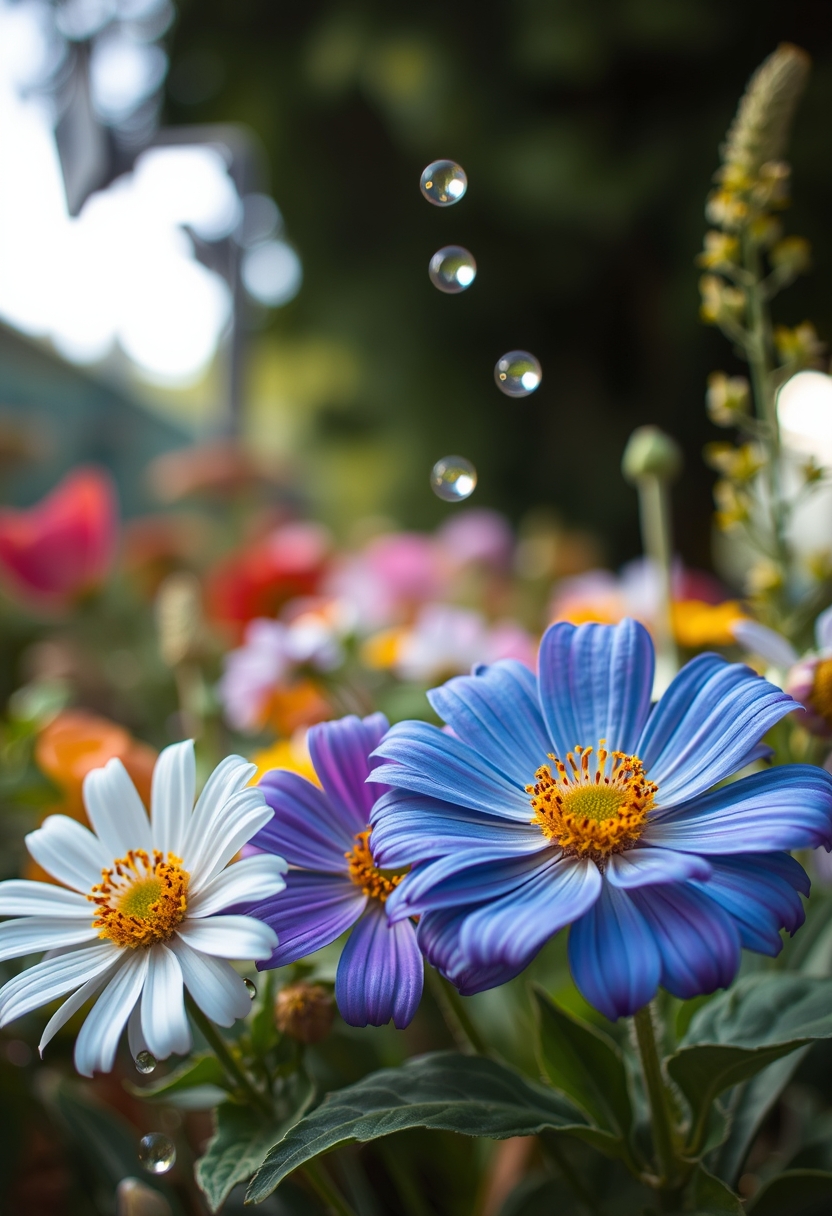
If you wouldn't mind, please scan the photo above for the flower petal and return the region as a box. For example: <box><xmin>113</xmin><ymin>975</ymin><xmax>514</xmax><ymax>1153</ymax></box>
<box><xmin>83</xmin><ymin>757</ymin><xmax>152</xmax><ymax>858</ymax></box>
<box><xmin>74</xmin><ymin>949</ymin><xmax>149</xmax><ymax>1076</ymax></box>
<box><xmin>183</xmin><ymin>756</ymin><xmax>256</xmax><ymax>867</ymax></box>
<box><xmin>638</xmin><ymin>655</ymin><xmax>796</xmax><ymax>805</ymax></box>
<box><xmin>538</xmin><ymin>619</ymin><xmax>654</xmax><ymax>757</ymax></box>
<box><xmin>0</xmin><ymin>916</ymin><xmax>99</xmax><ymax>962</ymax></box>
<box><xmin>731</xmin><ymin>619</ymin><xmax>798</xmax><ymax>669</ymax></box>
<box><xmin>176</xmin><ymin>914</ymin><xmax>277</xmax><ymax>960</ymax></box>
<box><xmin>385</xmin><ymin>848</ymin><xmax>557</xmax><ymax>924</ymax></box>
<box><xmin>128</xmin><ymin>1003</ymin><xmax>149</xmax><ymax>1060</ymax></box>
<box><xmin>0</xmin><ymin>880</ymin><xmax>93</xmax><ymax>917</ymax></box>
<box><xmin>644</xmin><ymin>765</ymin><xmax>832</xmax><ymax>853</ymax></box>
<box><xmin>691</xmin><ymin>853</ymin><xmax>808</xmax><ymax>953</ymax></box>
<box><xmin>427</xmin><ymin>660</ymin><xmax>551</xmax><ymax>787</ymax></box>
<box><xmin>255</xmin><ymin>771</ymin><xmax>355</xmax><ymax>870</ymax></box>
<box><xmin>308</xmin><ymin>713</ymin><xmax>390</xmax><ymax>831</ymax></box>
<box><xmin>187</xmin><ymin>855</ymin><xmax>288</xmax><ymax>918</ymax></box>
<box><xmin>606</xmin><ymin>848</ymin><xmax>712</xmax><ymax>889</ymax></box>
<box><xmin>816</xmin><ymin>605</ymin><xmax>832</xmax><ymax>652</ymax></box>
<box><xmin>40</xmin><ymin>959</ymin><xmax>123</xmax><ymax>1057</ymax></box>
<box><xmin>141</xmin><ymin>945</ymin><xmax>191</xmax><ymax>1060</ymax></box>
<box><xmin>151</xmin><ymin>740</ymin><xmax>195</xmax><ymax>857</ymax></box>
<box><xmin>187</xmin><ymin>787</ymin><xmax>273</xmax><ymax>891</ymax></box>
<box><xmin>335</xmin><ymin>902</ymin><xmax>423</xmax><ymax>1029</ymax></box>
<box><xmin>568</xmin><ymin>884</ymin><xmax>662</xmax><ymax>1020</ymax></box>
<box><xmin>250</xmin><ymin>871</ymin><xmax>366</xmax><ymax>969</ymax></box>
<box><xmin>167</xmin><ymin>936</ymin><xmax>252</xmax><ymax>1025</ymax></box>
<box><xmin>25</xmin><ymin>815</ymin><xmax>109</xmax><ymax>892</ymax></box>
<box><xmin>417</xmin><ymin>908</ymin><xmax>527</xmax><ymax>995</ymax></box>
<box><xmin>628</xmin><ymin>883</ymin><xmax>741</xmax><ymax>1000</ymax></box>
<box><xmin>0</xmin><ymin>942</ymin><xmax>120</xmax><ymax>1026</ymax></box>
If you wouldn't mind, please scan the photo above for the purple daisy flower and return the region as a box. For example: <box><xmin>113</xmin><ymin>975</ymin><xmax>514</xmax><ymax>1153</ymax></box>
<box><xmin>369</xmin><ymin>619</ymin><xmax>832</xmax><ymax>1020</ymax></box>
<box><xmin>248</xmin><ymin>713</ymin><xmax>423</xmax><ymax>1029</ymax></box>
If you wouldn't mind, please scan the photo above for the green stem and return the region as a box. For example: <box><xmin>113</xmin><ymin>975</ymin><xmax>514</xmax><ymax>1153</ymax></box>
<box><xmin>635</xmin><ymin>475</ymin><xmax>678</xmax><ymax>682</ymax></box>
<box><xmin>301</xmin><ymin>1161</ymin><xmax>360</xmax><ymax>1216</ymax></box>
<box><xmin>632</xmin><ymin>1005</ymin><xmax>679</xmax><ymax>1190</ymax></box>
<box><xmin>184</xmin><ymin>993</ymin><xmax>273</xmax><ymax>1119</ymax></box>
<box><xmin>427</xmin><ymin>968</ymin><xmax>489</xmax><ymax>1055</ymax></box>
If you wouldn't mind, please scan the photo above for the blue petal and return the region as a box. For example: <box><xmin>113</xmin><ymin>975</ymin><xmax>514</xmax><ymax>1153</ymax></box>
<box><xmin>335</xmin><ymin>901</ymin><xmax>424</xmax><ymax>1028</ymax></box>
<box><xmin>308</xmin><ymin>713</ymin><xmax>389</xmax><ymax>834</ymax></box>
<box><xmin>427</xmin><ymin>660</ymin><xmax>551</xmax><ymax>787</ymax></box>
<box><xmin>568</xmin><ymin>884</ymin><xmax>661</xmax><ymax>1020</ymax></box>
<box><xmin>255</xmin><ymin>772</ymin><xmax>354</xmax><ymax>871</ymax></box>
<box><xmin>372</xmin><ymin>721</ymin><xmax>531</xmax><ymax>820</ymax></box>
<box><xmin>628</xmin><ymin>883</ymin><xmax>741</xmax><ymax>1000</ymax></box>
<box><xmin>606</xmin><ymin>847</ymin><xmax>712</xmax><ymax>889</ymax></box>
<box><xmin>644</xmin><ymin>765</ymin><xmax>832</xmax><ymax>854</ymax></box>
<box><xmin>538</xmin><ymin>619</ymin><xmax>654</xmax><ymax>757</ymax></box>
<box><xmin>638</xmin><ymin>655</ymin><xmax>796</xmax><ymax>805</ymax></box>
<box><xmin>385</xmin><ymin>848</ymin><xmax>559</xmax><ymax>923</ymax></box>
<box><xmin>252</xmin><ymin>872</ymin><xmax>365</xmax><ymax>970</ymax></box>
<box><xmin>692</xmin><ymin>853</ymin><xmax>808</xmax><ymax>954</ymax></box>
<box><xmin>369</xmin><ymin>788</ymin><xmax>542</xmax><ymax>871</ymax></box>
<box><xmin>417</xmin><ymin>908</ymin><xmax>527</xmax><ymax>995</ymax></box>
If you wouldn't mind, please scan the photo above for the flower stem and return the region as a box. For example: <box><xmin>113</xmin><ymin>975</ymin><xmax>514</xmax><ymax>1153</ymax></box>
<box><xmin>427</xmin><ymin>968</ymin><xmax>488</xmax><ymax>1056</ymax></box>
<box><xmin>635</xmin><ymin>475</ymin><xmax>678</xmax><ymax>687</ymax></box>
<box><xmin>632</xmin><ymin>1005</ymin><xmax>679</xmax><ymax>1191</ymax></box>
<box><xmin>301</xmin><ymin>1161</ymin><xmax>360</xmax><ymax>1216</ymax></box>
<box><xmin>184</xmin><ymin>992</ymin><xmax>273</xmax><ymax>1119</ymax></box>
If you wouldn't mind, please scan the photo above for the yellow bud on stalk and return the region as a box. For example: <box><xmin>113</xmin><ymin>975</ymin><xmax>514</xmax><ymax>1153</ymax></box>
<box><xmin>706</xmin><ymin>372</ymin><xmax>750</xmax><ymax>426</ymax></box>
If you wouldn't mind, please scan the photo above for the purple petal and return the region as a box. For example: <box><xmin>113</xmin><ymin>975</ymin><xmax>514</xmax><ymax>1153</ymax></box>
<box><xmin>385</xmin><ymin>847</ymin><xmax>556</xmax><ymax>924</ymax></box>
<box><xmin>335</xmin><ymin>901</ymin><xmax>424</xmax><ymax>1028</ymax></box>
<box><xmin>628</xmin><ymin>883</ymin><xmax>741</xmax><ymax>1000</ymax></box>
<box><xmin>417</xmin><ymin>908</ymin><xmax>526</xmax><ymax>995</ymax></box>
<box><xmin>255</xmin><ymin>771</ymin><xmax>354</xmax><ymax>870</ymax></box>
<box><xmin>692</xmin><ymin>853</ymin><xmax>808</xmax><ymax>953</ymax></box>
<box><xmin>568</xmin><ymin>884</ymin><xmax>661</xmax><ymax>1020</ymax></box>
<box><xmin>251</xmin><ymin>871</ymin><xmax>366</xmax><ymax>970</ymax></box>
<box><xmin>308</xmin><ymin>713</ymin><xmax>390</xmax><ymax>833</ymax></box>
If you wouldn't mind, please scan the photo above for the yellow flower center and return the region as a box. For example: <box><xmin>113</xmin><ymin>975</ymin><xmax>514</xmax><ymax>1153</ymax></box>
<box><xmin>345</xmin><ymin>829</ymin><xmax>404</xmax><ymax>903</ymax></box>
<box><xmin>811</xmin><ymin>659</ymin><xmax>832</xmax><ymax>728</ymax></box>
<box><xmin>526</xmin><ymin>741</ymin><xmax>657</xmax><ymax>864</ymax></box>
<box><xmin>88</xmin><ymin>850</ymin><xmax>189</xmax><ymax>948</ymax></box>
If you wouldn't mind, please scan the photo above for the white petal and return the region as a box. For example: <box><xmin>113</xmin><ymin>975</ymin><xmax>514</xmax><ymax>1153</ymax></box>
<box><xmin>128</xmin><ymin>1002</ymin><xmax>150</xmax><ymax>1060</ymax></box>
<box><xmin>730</xmin><ymin>619</ymin><xmax>798</xmax><ymax>669</ymax></box>
<box><xmin>151</xmin><ymin>740</ymin><xmax>195</xmax><ymax>857</ymax></box>
<box><xmin>187</xmin><ymin>855</ymin><xmax>288</xmax><ymax>919</ymax></box>
<box><xmin>183</xmin><ymin>756</ymin><xmax>256</xmax><ymax>867</ymax></box>
<box><xmin>141</xmin><ymin>945</ymin><xmax>191</xmax><ymax>1060</ymax></box>
<box><xmin>0</xmin><ymin>942</ymin><xmax>120</xmax><ymax>1026</ymax></box>
<box><xmin>74</xmin><ymin>950</ymin><xmax>149</xmax><ymax>1076</ymax></box>
<box><xmin>39</xmin><ymin>959</ymin><xmax>122</xmax><ymax>1056</ymax></box>
<box><xmin>0</xmin><ymin>880</ymin><xmax>92</xmax><ymax>918</ymax></box>
<box><xmin>188</xmin><ymin>789</ymin><xmax>272</xmax><ymax>891</ymax></box>
<box><xmin>816</xmin><ymin>605</ymin><xmax>832</xmax><ymax>653</ymax></box>
<box><xmin>167</xmin><ymin>936</ymin><xmax>251</xmax><ymax>1026</ymax></box>
<box><xmin>25</xmin><ymin>816</ymin><xmax>109</xmax><ymax>892</ymax></box>
<box><xmin>83</xmin><ymin>758</ymin><xmax>152</xmax><ymax>859</ymax></box>
<box><xmin>0</xmin><ymin>917</ymin><xmax>99</xmax><ymax>962</ymax></box>
<box><xmin>176</xmin><ymin>914</ymin><xmax>278</xmax><ymax>960</ymax></box>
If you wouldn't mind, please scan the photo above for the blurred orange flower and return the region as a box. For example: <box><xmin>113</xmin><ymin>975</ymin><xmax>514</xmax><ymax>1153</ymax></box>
<box><xmin>0</xmin><ymin>466</ymin><xmax>118</xmax><ymax>609</ymax></box>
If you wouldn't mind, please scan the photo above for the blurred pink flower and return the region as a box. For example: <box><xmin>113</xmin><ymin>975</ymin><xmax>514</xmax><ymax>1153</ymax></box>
<box><xmin>436</xmin><ymin>509</ymin><xmax>513</xmax><ymax>571</ymax></box>
<box><xmin>0</xmin><ymin>466</ymin><xmax>118</xmax><ymax>608</ymax></box>
<box><xmin>367</xmin><ymin>603</ymin><xmax>535</xmax><ymax>684</ymax></box>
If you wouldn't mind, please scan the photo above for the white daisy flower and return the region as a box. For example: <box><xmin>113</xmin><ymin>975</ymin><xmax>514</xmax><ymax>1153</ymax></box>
<box><xmin>0</xmin><ymin>741</ymin><xmax>286</xmax><ymax>1077</ymax></box>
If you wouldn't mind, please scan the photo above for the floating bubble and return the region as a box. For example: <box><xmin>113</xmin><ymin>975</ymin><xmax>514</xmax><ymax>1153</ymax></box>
<box><xmin>494</xmin><ymin>351</ymin><xmax>542</xmax><ymax>397</ymax></box>
<box><xmin>428</xmin><ymin>246</ymin><xmax>477</xmax><ymax>294</ymax></box>
<box><xmin>420</xmin><ymin>160</ymin><xmax>467</xmax><ymax>206</ymax></box>
<box><xmin>244</xmin><ymin>978</ymin><xmax>257</xmax><ymax>1000</ymax></box>
<box><xmin>138</xmin><ymin>1132</ymin><xmax>176</xmax><ymax>1175</ymax></box>
<box><xmin>135</xmin><ymin>1051</ymin><xmax>157</xmax><ymax>1074</ymax></box>
<box><xmin>430</xmin><ymin>456</ymin><xmax>477</xmax><ymax>502</ymax></box>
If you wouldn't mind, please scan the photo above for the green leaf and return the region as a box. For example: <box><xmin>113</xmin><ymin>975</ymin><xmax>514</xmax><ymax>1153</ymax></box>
<box><xmin>246</xmin><ymin>1051</ymin><xmax>598</xmax><ymax>1203</ymax></box>
<box><xmin>688</xmin><ymin>1164</ymin><xmax>743</xmax><ymax>1214</ymax></box>
<box><xmin>746</xmin><ymin>1169</ymin><xmax>832</xmax><ymax>1215</ymax></box>
<box><xmin>533</xmin><ymin>985</ymin><xmax>632</xmax><ymax>1136</ymax></box>
<box><xmin>666</xmin><ymin>975</ymin><xmax>832</xmax><ymax>1155</ymax></box>
<box><xmin>248</xmin><ymin>970</ymin><xmax>279</xmax><ymax>1058</ymax></box>
<box><xmin>197</xmin><ymin>1073</ymin><xmax>314</xmax><ymax>1213</ymax></box>
<box><xmin>125</xmin><ymin>1053</ymin><xmax>229</xmax><ymax>1100</ymax></box>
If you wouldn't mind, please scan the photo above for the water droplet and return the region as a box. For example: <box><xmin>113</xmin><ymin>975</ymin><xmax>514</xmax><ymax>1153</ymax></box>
<box><xmin>138</xmin><ymin>1133</ymin><xmax>176</xmax><ymax>1175</ymax></box>
<box><xmin>420</xmin><ymin>160</ymin><xmax>467</xmax><ymax>206</ymax></box>
<box><xmin>244</xmin><ymin>978</ymin><xmax>257</xmax><ymax>1000</ymax></box>
<box><xmin>135</xmin><ymin>1051</ymin><xmax>157</xmax><ymax>1074</ymax></box>
<box><xmin>430</xmin><ymin>456</ymin><xmax>477</xmax><ymax>502</ymax></box>
<box><xmin>428</xmin><ymin>246</ymin><xmax>477</xmax><ymax>294</ymax></box>
<box><xmin>494</xmin><ymin>351</ymin><xmax>542</xmax><ymax>397</ymax></box>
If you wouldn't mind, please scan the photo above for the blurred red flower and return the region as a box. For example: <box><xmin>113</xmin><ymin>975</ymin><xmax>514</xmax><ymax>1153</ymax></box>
<box><xmin>0</xmin><ymin>466</ymin><xmax>118</xmax><ymax>608</ymax></box>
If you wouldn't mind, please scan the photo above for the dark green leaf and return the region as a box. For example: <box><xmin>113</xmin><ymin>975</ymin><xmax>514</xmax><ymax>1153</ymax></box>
<box><xmin>533</xmin><ymin>985</ymin><xmax>632</xmax><ymax>1136</ymax></box>
<box><xmin>687</xmin><ymin>1164</ymin><xmax>743</xmax><ymax>1213</ymax></box>
<box><xmin>247</xmin><ymin>1051</ymin><xmax>597</xmax><ymax>1203</ymax></box>
<box><xmin>125</xmin><ymin>1053</ymin><xmax>229</xmax><ymax>1100</ymax></box>
<box><xmin>746</xmin><ymin>1169</ymin><xmax>832</xmax><ymax>1216</ymax></box>
<box><xmin>248</xmin><ymin>970</ymin><xmax>280</xmax><ymax>1058</ymax></box>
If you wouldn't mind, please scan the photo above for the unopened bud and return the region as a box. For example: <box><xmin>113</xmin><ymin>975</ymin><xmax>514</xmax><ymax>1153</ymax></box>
<box><xmin>622</xmin><ymin>427</ymin><xmax>683</xmax><ymax>484</ymax></box>
<box><xmin>155</xmin><ymin>572</ymin><xmax>202</xmax><ymax>668</ymax></box>
<box><xmin>117</xmin><ymin>1179</ymin><xmax>172</xmax><ymax>1216</ymax></box>
<box><xmin>774</xmin><ymin>320</ymin><xmax>824</xmax><ymax>365</ymax></box>
<box><xmin>275</xmin><ymin>982</ymin><xmax>335</xmax><ymax>1045</ymax></box>
<box><xmin>706</xmin><ymin>372</ymin><xmax>750</xmax><ymax>426</ymax></box>
<box><xmin>697</xmin><ymin>231</ymin><xmax>740</xmax><ymax>269</ymax></box>
<box><xmin>699</xmin><ymin>275</ymin><xmax>746</xmax><ymax>325</ymax></box>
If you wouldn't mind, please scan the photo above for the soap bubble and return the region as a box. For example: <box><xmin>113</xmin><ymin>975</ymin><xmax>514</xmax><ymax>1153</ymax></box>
<box><xmin>244</xmin><ymin>978</ymin><xmax>257</xmax><ymax>1000</ymax></box>
<box><xmin>135</xmin><ymin>1051</ymin><xmax>157</xmax><ymax>1074</ymax></box>
<box><xmin>494</xmin><ymin>351</ymin><xmax>542</xmax><ymax>397</ymax></box>
<box><xmin>420</xmin><ymin>160</ymin><xmax>467</xmax><ymax>206</ymax></box>
<box><xmin>431</xmin><ymin>456</ymin><xmax>477</xmax><ymax>502</ymax></box>
<box><xmin>138</xmin><ymin>1132</ymin><xmax>176</xmax><ymax>1175</ymax></box>
<box><xmin>428</xmin><ymin>246</ymin><xmax>476</xmax><ymax>294</ymax></box>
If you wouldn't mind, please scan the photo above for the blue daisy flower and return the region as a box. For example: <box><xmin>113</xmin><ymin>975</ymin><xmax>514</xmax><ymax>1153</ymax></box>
<box><xmin>369</xmin><ymin>619</ymin><xmax>832</xmax><ymax>1020</ymax></box>
<box><xmin>247</xmin><ymin>713</ymin><xmax>423</xmax><ymax>1029</ymax></box>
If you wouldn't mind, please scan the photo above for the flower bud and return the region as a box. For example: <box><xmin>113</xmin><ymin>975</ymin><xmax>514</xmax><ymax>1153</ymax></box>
<box><xmin>697</xmin><ymin>231</ymin><xmax>740</xmax><ymax>269</ymax></box>
<box><xmin>706</xmin><ymin>372</ymin><xmax>750</xmax><ymax>426</ymax></box>
<box><xmin>621</xmin><ymin>427</ymin><xmax>683</xmax><ymax>483</ymax></box>
<box><xmin>774</xmin><ymin>321</ymin><xmax>824</xmax><ymax>365</ymax></box>
<box><xmin>770</xmin><ymin>235</ymin><xmax>811</xmax><ymax>277</ymax></box>
<box><xmin>699</xmin><ymin>275</ymin><xmax>746</xmax><ymax>325</ymax></box>
<box><xmin>275</xmin><ymin>981</ymin><xmax>335</xmax><ymax>1044</ymax></box>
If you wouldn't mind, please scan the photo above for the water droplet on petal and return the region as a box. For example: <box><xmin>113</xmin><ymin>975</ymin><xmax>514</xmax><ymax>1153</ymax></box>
<box><xmin>494</xmin><ymin>351</ymin><xmax>542</xmax><ymax>397</ymax></box>
<box><xmin>420</xmin><ymin>160</ymin><xmax>467</xmax><ymax>206</ymax></box>
<box><xmin>244</xmin><ymin>978</ymin><xmax>257</xmax><ymax>1000</ymax></box>
<box><xmin>135</xmin><ymin>1051</ymin><xmax>157</xmax><ymax>1074</ymax></box>
<box><xmin>138</xmin><ymin>1132</ymin><xmax>177</xmax><ymax>1175</ymax></box>
<box><xmin>428</xmin><ymin>246</ymin><xmax>477</xmax><ymax>294</ymax></box>
<box><xmin>430</xmin><ymin>456</ymin><xmax>477</xmax><ymax>502</ymax></box>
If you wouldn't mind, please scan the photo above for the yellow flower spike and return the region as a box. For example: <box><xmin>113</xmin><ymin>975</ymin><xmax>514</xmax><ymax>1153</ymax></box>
<box><xmin>706</xmin><ymin>372</ymin><xmax>750</xmax><ymax>426</ymax></box>
<box><xmin>704</xmin><ymin>442</ymin><xmax>764</xmax><ymax>482</ymax></box>
<box><xmin>713</xmin><ymin>480</ymin><xmax>750</xmax><ymax>530</ymax></box>
<box><xmin>698</xmin><ymin>232</ymin><xmax>740</xmax><ymax>269</ymax></box>
<box><xmin>774</xmin><ymin>320</ymin><xmax>825</xmax><ymax>364</ymax></box>
<box><xmin>770</xmin><ymin>235</ymin><xmax>811</xmax><ymax>276</ymax></box>
<box><xmin>705</xmin><ymin>190</ymin><xmax>748</xmax><ymax>231</ymax></box>
<box><xmin>699</xmin><ymin>275</ymin><xmax>746</xmax><ymax>325</ymax></box>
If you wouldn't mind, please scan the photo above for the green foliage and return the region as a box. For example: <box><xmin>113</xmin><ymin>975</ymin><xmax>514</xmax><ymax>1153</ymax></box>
<box><xmin>126</xmin><ymin>1052</ymin><xmax>230</xmax><ymax>1101</ymax></box>
<box><xmin>746</xmin><ymin>1169</ymin><xmax>832</xmax><ymax>1216</ymax></box>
